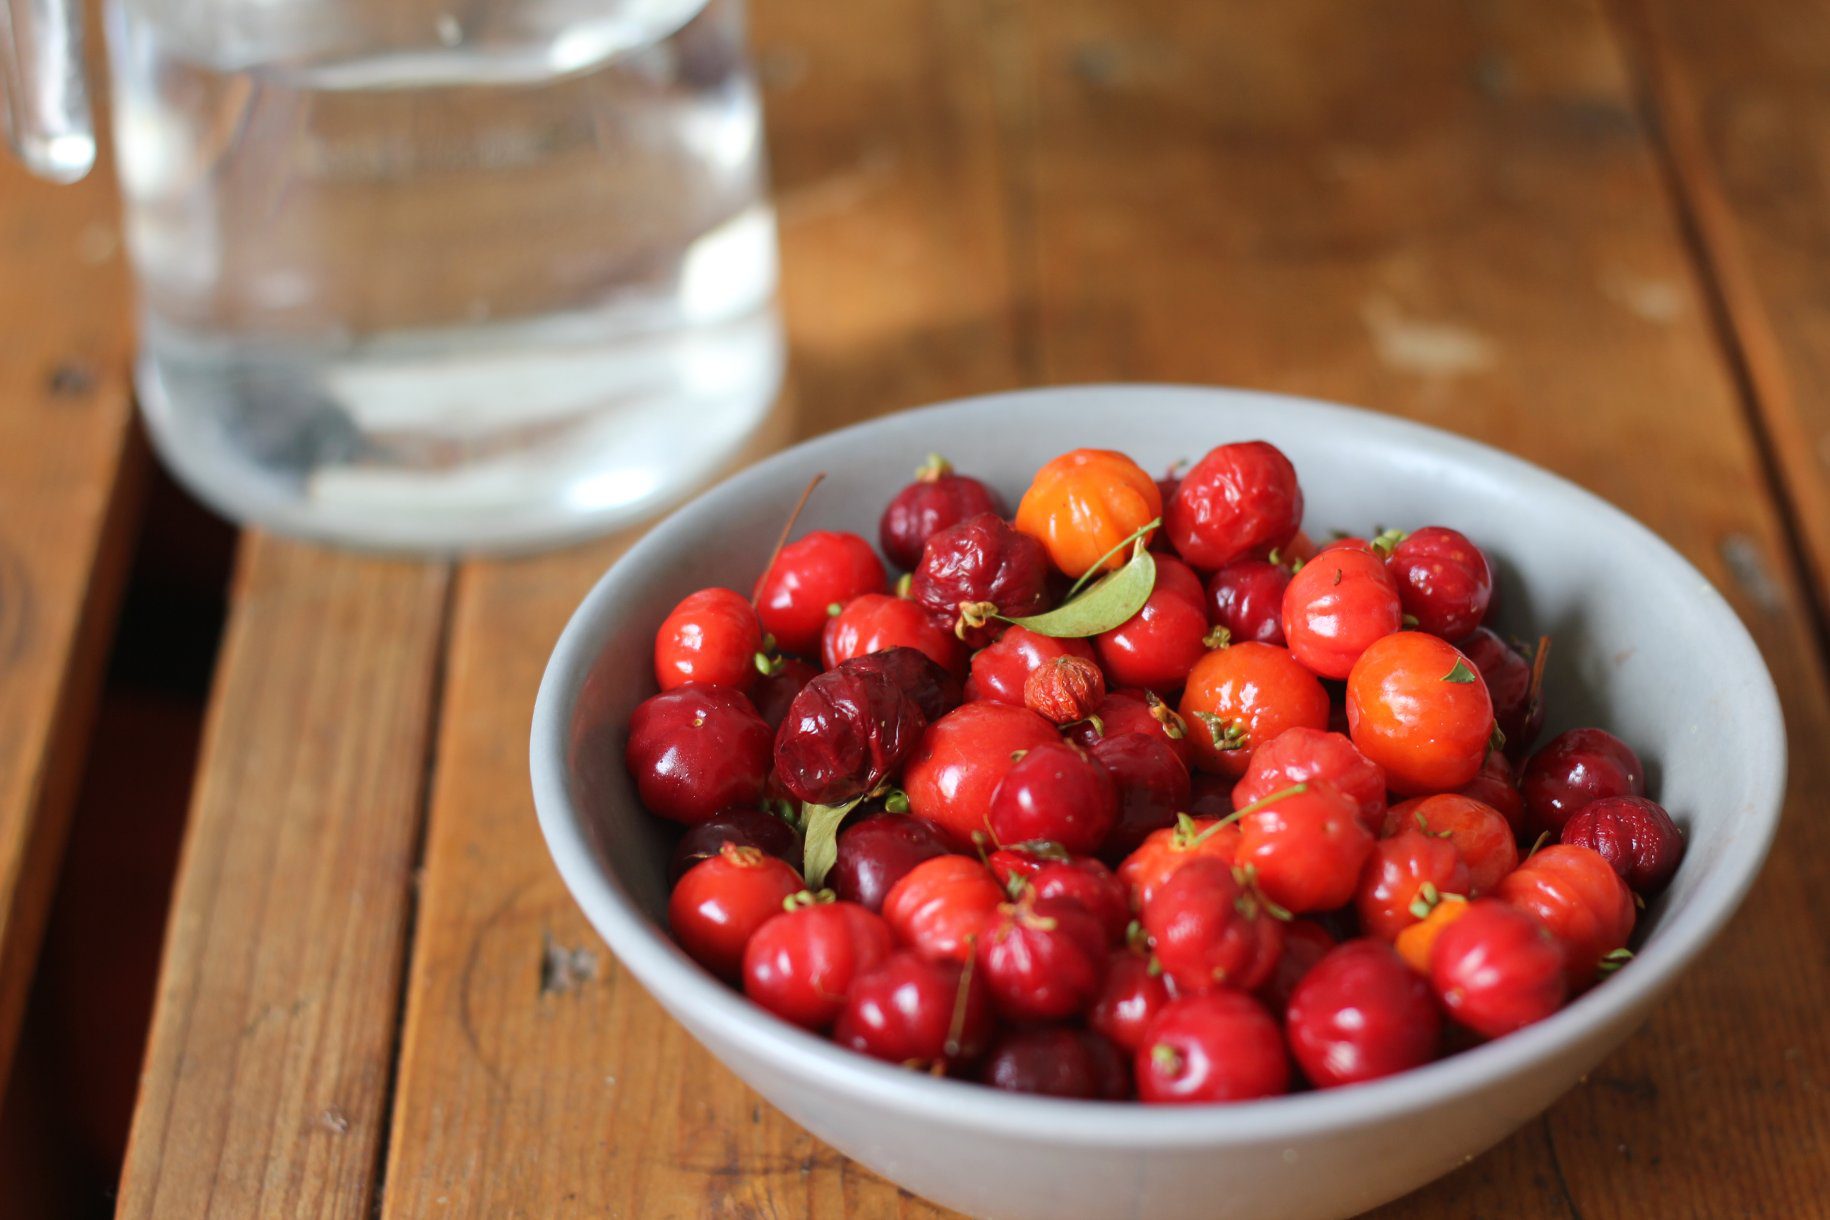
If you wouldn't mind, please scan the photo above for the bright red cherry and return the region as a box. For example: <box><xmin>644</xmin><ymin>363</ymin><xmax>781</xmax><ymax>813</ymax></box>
<box><xmin>1286</xmin><ymin>939</ymin><xmax>1440</xmax><ymax>1088</ymax></box>
<box><xmin>965</xmin><ymin>625</ymin><xmax>1098</xmax><ymax>707</ymax></box>
<box><xmin>1095</xmin><ymin>555</ymin><xmax>1212</xmax><ymax>693</ymax></box>
<box><xmin>1118</xmin><ymin>815</ymin><xmax>1241</xmax><ymax>912</ymax></box>
<box><xmin>1016</xmin><ymin>855</ymin><xmax>1130</xmax><ymax>944</ymax></box>
<box><xmin>1496</xmin><ymin>845</ymin><xmax>1635</xmax><ymax>989</ymax></box>
<box><xmin>903</xmin><ymin>702</ymin><xmax>1060</xmax><ymax>848</ymax></box>
<box><xmin>1354</xmin><ymin>829</ymin><xmax>1472</xmax><ymax>942</ymax></box>
<box><xmin>668</xmin><ymin>843</ymin><xmax>805</xmax><ymax>979</ymax></box>
<box><xmin>1386</xmin><ymin>527</ymin><xmax>1493</xmax><ymax>641</ymax></box>
<box><xmin>669</xmin><ymin>806</ymin><xmax>800</xmax><ymax>883</ymax></box>
<box><xmin>1088</xmin><ymin>732</ymin><xmax>1191</xmax><ymax>859</ymax></box>
<box><xmin>1179</xmin><ymin>642</ymin><xmax>1330</xmax><ymax>777</ymax></box>
<box><xmin>627</xmin><ymin>687</ymin><xmax>773</xmax><ymax>824</ymax></box>
<box><xmin>1232</xmin><ymin>727</ymin><xmax>1386</xmax><ymax>833</ymax></box>
<box><xmin>1561</xmin><ymin>796</ymin><xmax>1686</xmax><ymax>897</ymax></box>
<box><xmin>654</xmin><ymin>587</ymin><xmax>764</xmax><ymax>692</ymax></box>
<box><xmin>1281</xmin><ymin>540</ymin><xmax>1403</xmax><ymax>680</ymax></box>
<box><xmin>742</xmin><ymin>899</ymin><xmax>894</xmax><ymax>1030</ymax></box>
<box><xmin>1143</xmin><ymin>857</ymin><xmax>1285</xmax><ymax>994</ymax></box>
<box><xmin>882</xmin><ymin>854</ymin><xmax>1005</xmax><ymax>963</ymax></box>
<box><xmin>834</xmin><ymin>950</ymin><xmax>995</xmax><ymax>1070</ymax></box>
<box><xmin>982</xmin><ymin>1027</ymin><xmax>1131</xmax><ymax>1099</ymax></box>
<box><xmin>828</xmin><ymin>813</ymin><xmax>952</xmax><ymax>912</ymax></box>
<box><xmin>1384</xmin><ymin>794</ymin><xmax>1518</xmax><ymax>896</ymax></box>
<box><xmin>1165</xmin><ymin>441</ymin><xmax>1304</xmax><ymax>572</ymax></box>
<box><xmin>755</xmin><ymin>530</ymin><xmax>886</xmax><ymax>656</ymax></box>
<box><xmin>1206</xmin><ymin>558</ymin><xmax>1292</xmax><ymax>647</ymax></box>
<box><xmin>1346</xmin><ymin>632</ymin><xmax>1494</xmax><ymax>795</ymax></box>
<box><xmin>1136</xmin><ymin>992</ymin><xmax>1290</xmax><ymax>1103</ymax></box>
<box><xmin>879</xmin><ymin>455</ymin><xmax>1008</xmax><ymax>570</ymax></box>
<box><xmin>1235</xmin><ymin>780</ymin><xmax>1374</xmax><ymax>914</ymax></box>
<box><xmin>1521</xmin><ymin>728</ymin><xmax>1646</xmax><ymax>838</ymax></box>
<box><xmin>1091</xmin><ymin>947</ymin><xmax>1175</xmax><ymax>1053</ymax></box>
<box><xmin>987</xmin><ymin>742</ymin><xmax>1119</xmax><ymax>856</ymax></box>
<box><xmin>975</xmin><ymin>896</ymin><xmax>1110</xmax><ymax>1021</ymax></box>
<box><xmin>822</xmin><ymin>592</ymin><xmax>965</xmax><ymax>676</ymax></box>
<box><xmin>1429</xmin><ymin>900</ymin><xmax>1567</xmax><ymax>1038</ymax></box>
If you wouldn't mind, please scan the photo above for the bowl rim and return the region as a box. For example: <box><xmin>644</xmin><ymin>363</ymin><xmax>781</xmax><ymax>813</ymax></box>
<box><xmin>530</xmin><ymin>384</ymin><xmax>1785</xmax><ymax>1146</ymax></box>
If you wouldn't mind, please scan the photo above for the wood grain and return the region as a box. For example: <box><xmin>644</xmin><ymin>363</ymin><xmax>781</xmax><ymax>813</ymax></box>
<box><xmin>115</xmin><ymin>540</ymin><xmax>448</xmax><ymax>1219</ymax></box>
<box><xmin>0</xmin><ymin>145</ymin><xmax>144</xmax><ymax>1103</ymax></box>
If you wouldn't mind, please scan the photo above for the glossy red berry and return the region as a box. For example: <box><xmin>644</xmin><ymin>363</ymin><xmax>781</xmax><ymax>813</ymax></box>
<box><xmin>822</xmin><ymin>592</ymin><xmax>965</xmax><ymax>676</ymax></box>
<box><xmin>1496</xmin><ymin>845</ymin><xmax>1635</xmax><ymax>989</ymax></box>
<box><xmin>1354</xmin><ymin>829</ymin><xmax>1472</xmax><ymax>942</ymax></box>
<box><xmin>772</xmin><ymin>658</ymin><xmax>927</xmax><ymax>806</ymax></box>
<box><xmin>669</xmin><ymin>806</ymin><xmax>801</xmax><ymax>883</ymax></box>
<box><xmin>627</xmin><ymin>687</ymin><xmax>773</xmax><ymax>824</ymax></box>
<box><xmin>1118</xmin><ymin>815</ymin><xmax>1241</xmax><ymax>912</ymax></box>
<box><xmin>1024</xmin><ymin>654</ymin><xmax>1106</xmax><ymax>725</ymax></box>
<box><xmin>1016</xmin><ymin>855</ymin><xmax>1130</xmax><ymax>944</ymax></box>
<box><xmin>1087</xmin><ymin>732</ymin><xmax>1191</xmax><ymax>859</ymax></box>
<box><xmin>1386</xmin><ymin>527</ymin><xmax>1492</xmax><ymax>641</ymax></box>
<box><xmin>987</xmin><ymin>742</ymin><xmax>1119</xmax><ymax>857</ymax></box>
<box><xmin>668</xmin><ymin>844</ymin><xmax>805</xmax><ymax>979</ymax></box>
<box><xmin>1068</xmin><ymin>688</ymin><xmax>1198</xmax><ymax>770</ymax></box>
<box><xmin>1383</xmin><ymin>794</ymin><xmax>1518</xmax><ymax>896</ymax></box>
<box><xmin>750</xmin><ymin>657</ymin><xmax>819</xmax><ymax>730</ymax></box>
<box><xmin>1255</xmin><ymin>917</ymin><xmax>1336</xmax><ymax>1014</ymax></box>
<box><xmin>755</xmin><ymin>530</ymin><xmax>886</xmax><ymax>657</ymax></box>
<box><xmin>1232</xmin><ymin>727</ymin><xmax>1387</xmax><ymax>833</ymax></box>
<box><xmin>1179</xmin><ymin>642</ymin><xmax>1330</xmax><ymax>777</ymax></box>
<box><xmin>1346</xmin><ymin>632</ymin><xmax>1494</xmax><ymax>795</ymax></box>
<box><xmin>879</xmin><ymin>456</ymin><xmax>1007</xmax><ymax>570</ymax></box>
<box><xmin>1459</xmin><ymin>627</ymin><xmax>1543</xmax><ymax>755</ymax></box>
<box><xmin>1206</xmin><ymin>558</ymin><xmax>1292</xmax><ymax>647</ymax></box>
<box><xmin>1429</xmin><ymin>899</ymin><xmax>1567</xmax><ymax>1038</ymax></box>
<box><xmin>982</xmin><ymin>1027</ymin><xmax>1131</xmax><ymax>1099</ymax></box>
<box><xmin>1143</xmin><ymin>857</ymin><xmax>1285</xmax><ymax>994</ymax></box>
<box><xmin>654</xmin><ymin>587</ymin><xmax>764</xmax><ymax>692</ymax></box>
<box><xmin>1165</xmin><ymin>441</ymin><xmax>1304</xmax><ymax>572</ymax></box>
<box><xmin>1281</xmin><ymin>540</ymin><xmax>1403</xmax><ymax>680</ymax></box>
<box><xmin>1286</xmin><ymin>939</ymin><xmax>1440</xmax><ymax>1088</ymax></box>
<box><xmin>1235</xmin><ymin>780</ymin><xmax>1375</xmax><ymax>914</ymax></box>
<box><xmin>1136</xmin><ymin>992</ymin><xmax>1290</xmax><ymax>1103</ymax></box>
<box><xmin>1091</xmin><ymin>947</ymin><xmax>1175</xmax><ymax>1053</ymax></box>
<box><xmin>1561</xmin><ymin>795</ymin><xmax>1685</xmax><ymax>897</ymax></box>
<box><xmin>834</xmin><ymin>950</ymin><xmax>995</xmax><ymax>1070</ymax></box>
<box><xmin>1457</xmin><ymin>748</ymin><xmax>1527</xmax><ymax>836</ymax></box>
<box><xmin>828</xmin><ymin>813</ymin><xmax>953</xmax><ymax>912</ymax></box>
<box><xmin>903</xmin><ymin>702</ymin><xmax>1060</xmax><ymax>848</ymax></box>
<box><xmin>1521</xmin><ymin>728</ymin><xmax>1645</xmax><ymax>838</ymax></box>
<box><xmin>910</xmin><ymin>512</ymin><xmax>1051</xmax><ymax>647</ymax></box>
<box><xmin>976</xmin><ymin>896</ymin><xmax>1110</xmax><ymax>1021</ymax></box>
<box><xmin>1095</xmin><ymin>555</ymin><xmax>1212</xmax><ymax>693</ymax></box>
<box><xmin>965</xmin><ymin>625</ymin><xmax>1097</xmax><ymax>707</ymax></box>
<box><xmin>743</xmin><ymin>899</ymin><xmax>895</xmax><ymax>1030</ymax></box>
<box><xmin>882</xmin><ymin>854</ymin><xmax>1005</xmax><ymax>963</ymax></box>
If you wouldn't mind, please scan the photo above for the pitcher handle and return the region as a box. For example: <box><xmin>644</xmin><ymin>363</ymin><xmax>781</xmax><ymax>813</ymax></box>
<box><xmin>0</xmin><ymin>0</ymin><xmax>95</xmax><ymax>181</ymax></box>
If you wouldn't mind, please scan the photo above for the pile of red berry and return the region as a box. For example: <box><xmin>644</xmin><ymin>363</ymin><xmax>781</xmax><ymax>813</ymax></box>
<box><xmin>626</xmin><ymin>444</ymin><xmax>1684</xmax><ymax>1103</ymax></box>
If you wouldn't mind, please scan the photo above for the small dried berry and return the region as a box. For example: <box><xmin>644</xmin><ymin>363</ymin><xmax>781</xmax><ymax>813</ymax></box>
<box><xmin>1024</xmin><ymin>654</ymin><xmax>1107</xmax><ymax>725</ymax></box>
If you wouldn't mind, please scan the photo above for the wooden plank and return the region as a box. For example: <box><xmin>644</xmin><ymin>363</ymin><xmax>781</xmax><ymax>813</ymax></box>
<box><xmin>115</xmin><ymin>539</ymin><xmax>448</xmax><ymax>1219</ymax></box>
<box><xmin>0</xmin><ymin>145</ymin><xmax>144</xmax><ymax>1101</ymax></box>
<box><xmin>375</xmin><ymin>0</ymin><xmax>1020</xmax><ymax>1214</ymax></box>
<box><xmin>1007</xmin><ymin>0</ymin><xmax>1829</xmax><ymax>1213</ymax></box>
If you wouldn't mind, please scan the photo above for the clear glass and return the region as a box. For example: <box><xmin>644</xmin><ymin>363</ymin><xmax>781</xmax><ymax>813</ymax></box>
<box><xmin>11</xmin><ymin>0</ymin><xmax>784</xmax><ymax>551</ymax></box>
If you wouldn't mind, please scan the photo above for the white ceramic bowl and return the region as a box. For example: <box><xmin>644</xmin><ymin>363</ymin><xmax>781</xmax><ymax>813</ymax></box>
<box><xmin>531</xmin><ymin>386</ymin><xmax>1783</xmax><ymax>1220</ymax></box>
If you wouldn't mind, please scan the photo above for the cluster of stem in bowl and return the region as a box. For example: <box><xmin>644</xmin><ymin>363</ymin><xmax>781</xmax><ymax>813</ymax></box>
<box><xmin>625</xmin><ymin>444</ymin><xmax>1685</xmax><ymax>1102</ymax></box>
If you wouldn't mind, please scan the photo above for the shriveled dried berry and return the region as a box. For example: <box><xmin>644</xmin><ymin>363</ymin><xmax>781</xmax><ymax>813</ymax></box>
<box><xmin>773</xmin><ymin>660</ymin><xmax>927</xmax><ymax>805</ymax></box>
<box><xmin>1024</xmin><ymin>654</ymin><xmax>1107</xmax><ymax>725</ymax></box>
<box><xmin>910</xmin><ymin>512</ymin><xmax>1052</xmax><ymax>647</ymax></box>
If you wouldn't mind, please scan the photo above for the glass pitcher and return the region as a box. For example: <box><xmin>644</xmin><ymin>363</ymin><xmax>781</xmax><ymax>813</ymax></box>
<box><xmin>0</xmin><ymin>0</ymin><xmax>784</xmax><ymax>551</ymax></box>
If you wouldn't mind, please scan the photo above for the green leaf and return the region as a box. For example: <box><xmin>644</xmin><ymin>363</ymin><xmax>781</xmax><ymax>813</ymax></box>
<box><xmin>800</xmin><ymin>795</ymin><xmax>866</xmax><ymax>888</ymax></box>
<box><xmin>1441</xmin><ymin>659</ymin><xmax>1478</xmax><ymax>684</ymax></box>
<box><xmin>1064</xmin><ymin>516</ymin><xmax>1162</xmax><ymax>601</ymax></box>
<box><xmin>1002</xmin><ymin>549</ymin><xmax>1157</xmax><ymax>638</ymax></box>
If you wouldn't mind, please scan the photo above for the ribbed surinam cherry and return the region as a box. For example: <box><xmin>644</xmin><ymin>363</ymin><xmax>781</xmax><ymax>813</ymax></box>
<box><xmin>910</xmin><ymin>512</ymin><xmax>1051</xmax><ymax>647</ymax></box>
<box><xmin>1460</xmin><ymin>627</ymin><xmax>1544</xmax><ymax>755</ymax></box>
<box><xmin>1207</xmin><ymin>557</ymin><xmax>1292</xmax><ymax>647</ymax></box>
<box><xmin>902</xmin><ymin>701</ymin><xmax>1059</xmax><ymax>848</ymax></box>
<box><xmin>1355</xmin><ymin>829</ymin><xmax>1472</xmax><ymax>942</ymax></box>
<box><xmin>1088</xmin><ymin>731</ymin><xmax>1191</xmax><ymax>858</ymax></box>
<box><xmin>883</xmin><ymin>854</ymin><xmax>1005</xmax><ymax>963</ymax></box>
<box><xmin>742</xmin><ymin>898</ymin><xmax>894</xmax><ymax>1030</ymax></box>
<box><xmin>1496</xmin><ymin>845</ymin><xmax>1635</xmax><ymax>989</ymax></box>
<box><xmin>982</xmin><ymin>1027</ymin><xmax>1131</xmax><ymax>1099</ymax></box>
<box><xmin>1429</xmin><ymin>900</ymin><xmax>1567</xmax><ymax>1038</ymax></box>
<box><xmin>1385</xmin><ymin>527</ymin><xmax>1493</xmax><ymax>641</ymax></box>
<box><xmin>1068</xmin><ymin>688</ymin><xmax>1198</xmax><ymax>770</ymax></box>
<box><xmin>670</xmin><ymin>806</ymin><xmax>801</xmax><ymax>883</ymax></box>
<box><xmin>1095</xmin><ymin>555</ymin><xmax>1211</xmax><ymax>692</ymax></box>
<box><xmin>1136</xmin><ymin>992</ymin><xmax>1290</xmax><ymax>1103</ymax></box>
<box><xmin>1287</xmin><ymin>939</ymin><xmax>1440</xmax><ymax>1088</ymax></box>
<box><xmin>627</xmin><ymin>687</ymin><xmax>773</xmax><ymax>824</ymax></box>
<box><xmin>987</xmin><ymin>741</ymin><xmax>1119</xmax><ymax>857</ymax></box>
<box><xmin>835</xmin><ymin>950</ymin><xmax>995</xmax><ymax>1070</ymax></box>
<box><xmin>822</xmin><ymin>592</ymin><xmax>964</xmax><ymax>676</ymax></box>
<box><xmin>772</xmin><ymin>659</ymin><xmax>927</xmax><ymax>806</ymax></box>
<box><xmin>1522</xmin><ymin>728</ymin><xmax>1645</xmax><ymax>838</ymax></box>
<box><xmin>1015</xmin><ymin>448</ymin><xmax>1163</xmax><ymax>576</ymax></box>
<box><xmin>1281</xmin><ymin>540</ymin><xmax>1403</xmax><ymax>680</ymax></box>
<box><xmin>1118</xmin><ymin>815</ymin><xmax>1242</xmax><ymax>911</ymax></box>
<box><xmin>1561</xmin><ymin>795</ymin><xmax>1685</xmax><ymax>897</ymax></box>
<box><xmin>1024</xmin><ymin>654</ymin><xmax>1106</xmax><ymax>725</ymax></box>
<box><xmin>976</xmin><ymin>895</ymin><xmax>1110</xmax><ymax>1021</ymax></box>
<box><xmin>879</xmin><ymin>454</ymin><xmax>1007</xmax><ymax>571</ymax></box>
<box><xmin>668</xmin><ymin>843</ymin><xmax>805</xmax><ymax>979</ymax></box>
<box><xmin>1235</xmin><ymin>780</ymin><xmax>1374</xmax><ymax>914</ymax></box>
<box><xmin>828</xmin><ymin>813</ymin><xmax>952</xmax><ymax>912</ymax></box>
<box><xmin>755</xmin><ymin>530</ymin><xmax>886</xmax><ymax>656</ymax></box>
<box><xmin>966</xmin><ymin>625</ymin><xmax>1098</xmax><ymax>706</ymax></box>
<box><xmin>1179</xmin><ymin>642</ymin><xmax>1330</xmax><ymax>777</ymax></box>
<box><xmin>1232</xmin><ymin>726</ymin><xmax>1387</xmax><ymax>833</ymax></box>
<box><xmin>654</xmin><ymin>587</ymin><xmax>765</xmax><ymax>692</ymax></box>
<box><xmin>1143</xmin><ymin>857</ymin><xmax>1285</xmax><ymax>995</ymax></box>
<box><xmin>1165</xmin><ymin>441</ymin><xmax>1303</xmax><ymax>572</ymax></box>
<box><xmin>1346</xmin><ymin>632</ymin><xmax>1494</xmax><ymax>794</ymax></box>
<box><xmin>1383</xmin><ymin>793</ymin><xmax>1517</xmax><ymax>896</ymax></box>
<box><xmin>1256</xmin><ymin>918</ymin><xmax>1337</xmax><ymax>1013</ymax></box>
<box><xmin>1091</xmin><ymin>945</ymin><xmax>1175</xmax><ymax>1053</ymax></box>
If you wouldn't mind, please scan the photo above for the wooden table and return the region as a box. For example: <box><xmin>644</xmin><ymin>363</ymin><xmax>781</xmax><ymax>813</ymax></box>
<box><xmin>3</xmin><ymin>0</ymin><xmax>1826</xmax><ymax>1213</ymax></box>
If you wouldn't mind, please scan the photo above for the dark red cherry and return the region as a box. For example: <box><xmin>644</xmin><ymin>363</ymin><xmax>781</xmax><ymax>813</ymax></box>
<box><xmin>1090</xmin><ymin>947</ymin><xmax>1174</xmax><ymax>1053</ymax></box>
<box><xmin>1560</xmin><ymin>795</ymin><xmax>1685</xmax><ymax>897</ymax></box>
<box><xmin>828</xmin><ymin>813</ymin><xmax>954</xmax><ymax>912</ymax></box>
<box><xmin>1386</xmin><ymin>527</ymin><xmax>1493</xmax><ymax>642</ymax></box>
<box><xmin>1088</xmin><ymin>732</ymin><xmax>1191</xmax><ymax>859</ymax></box>
<box><xmin>1255</xmin><ymin>917</ymin><xmax>1337</xmax><ymax>1014</ymax></box>
<box><xmin>1286</xmin><ymin>939</ymin><xmax>1440</xmax><ymax>1088</ymax></box>
<box><xmin>669</xmin><ymin>806</ymin><xmax>801</xmax><ymax>883</ymax></box>
<box><xmin>1521</xmin><ymin>728</ymin><xmax>1646</xmax><ymax>838</ymax></box>
<box><xmin>1459</xmin><ymin>627</ymin><xmax>1543</xmax><ymax>756</ymax></box>
<box><xmin>911</xmin><ymin>512</ymin><xmax>1052</xmax><ymax>647</ymax></box>
<box><xmin>1067</xmin><ymin>688</ymin><xmax>1198</xmax><ymax>771</ymax></box>
<box><xmin>987</xmin><ymin>741</ymin><xmax>1119</xmax><ymax>857</ymax></box>
<box><xmin>627</xmin><ymin>687</ymin><xmax>773</xmax><ymax>824</ymax></box>
<box><xmin>751</xmin><ymin>657</ymin><xmax>819</xmax><ymax>731</ymax></box>
<box><xmin>1136</xmin><ymin>992</ymin><xmax>1290</xmax><ymax>1103</ymax></box>
<box><xmin>982</xmin><ymin>1027</ymin><xmax>1131</xmax><ymax>1099</ymax></box>
<box><xmin>879</xmin><ymin>455</ymin><xmax>1008</xmax><ymax>571</ymax></box>
<box><xmin>755</xmin><ymin>530</ymin><xmax>886</xmax><ymax>657</ymax></box>
<box><xmin>1187</xmin><ymin>770</ymin><xmax>1235</xmax><ymax>818</ymax></box>
<box><xmin>834</xmin><ymin>950</ymin><xmax>995</xmax><ymax>1070</ymax></box>
<box><xmin>742</xmin><ymin>899</ymin><xmax>895</xmax><ymax>1030</ymax></box>
<box><xmin>965</xmin><ymin>625</ymin><xmax>1098</xmax><ymax>707</ymax></box>
<box><xmin>1206</xmin><ymin>558</ymin><xmax>1292</xmax><ymax>647</ymax></box>
<box><xmin>975</xmin><ymin>895</ymin><xmax>1110</xmax><ymax>1021</ymax></box>
<box><xmin>773</xmin><ymin>659</ymin><xmax>927</xmax><ymax>806</ymax></box>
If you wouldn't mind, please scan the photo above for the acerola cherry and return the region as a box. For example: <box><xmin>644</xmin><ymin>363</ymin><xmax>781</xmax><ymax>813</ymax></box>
<box><xmin>1346</xmin><ymin>632</ymin><xmax>1494</xmax><ymax>795</ymax></box>
<box><xmin>1384</xmin><ymin>794</ymin><xmax>1518</xmax><ymax>896</ymax></box>
<box><xmin>834</xmin><ymin>950</ymin><xmax>995</xmax><ymax>1070</ymax></box>
<box><xmin>1069</xmin><ymin>688</ymin><xmax>1198</xmax><ymax>770</ymax></box>
<box><xmin>1179</xmin><ymin>642</ymin><xmax>1330</xmax><ymax>777</ymax></box>
<box><xmin>1024</xmin><ymin>654</ymin><xmax>1106</xmax><ymax>725</ymax></box>
<box><xmin>1091</xmin><ymin>947</ymin><xmax>1175</xmax><ymax>1053</ymax></box>
<box><xmin>982</xmin><ymin>1027</ymin><xmax>1131</xmax><ymax>1099</ymax></box>
<box><xmin>910</xmin><ymin>512</ymin><xmax>1051</xmax><ymax>646</ymax></box>
<box><xmin>1460</xmin><ymin>627</ymin><xmax>1543</xmax><ymax>755</ymax></box>
<box><xmin>1143</xmin><ymin>857</ymin><xmax>1285</xmax><ymax>994</ymax></box>
<box><xmin>1088</xmin><ymin>732</ymin><xmax>1191</xmax><ymax>859</ymax></box>
<box><xmin>1232</xmin><ymin>727</ymin><xmax>1387</xmax><ymax>833</ymax></box>
<box><xmin>1394</xmin><ymin>892</ymin><xmax>1470</xmax><ymax>974</ymax></box>
<box><xmin>654</xmin><ymin>587</ymin><xmax>764</xmax><ymax>692</ymax></box>
<box><xmin>772</xmin><ymin>659</ymin><xmax>927</xmax><ymax>806</ymax></box>
<box><xmin>627</xmin><ymin>687</ymin><xmax>773</xmax><ymax>824</ymax></box>
<box><xmin>742</xmin><ymin>899</ymin><xmax>894</xmax><ymax>1030</ymax></box>
<box><xmin>987</xmin><ymin>742</ymin><xmax>1119</xmax><ymax>857</ymax></box>
<box><xmin>669</xmin><ymin>806</ymin><xmax>801</xmax><ymax>883</ymax></box>
<box><xmin>1457</xmin><ymin>748</ymin><xmax>1527</xmax><ymax>836</ymax></box>
<box><xmin>828</xmin><ymin>813</ymin><xmax>952</xmax><ymax>912</ymax></box>
<box><xmin>965</xmin><ymin>625</ymin><xmax>1098</xmax><ymax>707</ymax></box>
<box><xmin>1286</xmin><ymin>939</ymin><xmax>1440</xmax><ymax>1088</ymax></box>
<box><xmin>1165</xmin><ymin>441</ymin><xmax>1304</xmax><ymax>572</ymax></box>
<box><xmin>1256</xmin><ymin>918</ymin><xmax>1337</xmax><ymax>1013</ymax></box>
<box><xmin>1281</xmin><ymin>541</ymin><xmax>1404</xmax><ymax>680</ymax></box>
<box><xmin>822</xmin><ymin>592</ymin><xmax>965</xmax><ymax>676</ymax></box>
<box><xmin>1236</xmin><ymin>780</ymin><xmax>1374</xmax><ymax>914</ymax></box>
<box><xmin>879</xmin><ymin>455</ymin><xmax>1007</xmax><ymax>570</ymax></box>
<box><xmin>1095</xmin><ymin>555</ymin><xmax>1212</xmax><ymax>693</ymax></box>
<box><xmin>1015</xmin><ymin>448</ymin><xmax>1163</xmax><ymax>577</ymax></box>
<box><xmin>751</xmin><ymin>657</ymin><xmax>818</xmax><ymax>730</ymax></box>
<box><xmin>1386</xmin><ymin>527</ymin><xmax>1493</xmax><ymax>641</ymax></box>
<box><xmin>976</xmin><ymin>895</ymin><xmax>1110</xmax><ymax>1021</ymax></box>
<box><xmin>1136</xmin><ymin>992</ymin><xmax>1290</xmax><ymax>1103</ymax></box>
<box><xmin>1521</xmin><ymin>728</ymin><xmax>1646</xmax><ymax>838</ymax></box>
<box><xmin>668</xmin><ymin>843</ymin><xmax>805</xmax><ymax>979</ymax></box>
<box><xmin>903</xmin><ymin>702</ymin><xmax>1060</xmax><ymax>848</ymax></box>
<box><xmin>1496</xmin><ymin>845</ymin><xmax>1635</xmax><ymax>989</ymax></box>
<box><xmin>1355</xmin><ymin>829</ymin><xmax>1472</xmax><ymax>942</ymax></box>
<box><xmin>1015</xmin><ymin>855</ymin><xmax>1130</xmax><ymax>944</ymax></box>
<box><xmin>1119</xmin><ymin>815</ymin><xmax>1242</xmax><ymax>911</ymax></box>
<box><xmin>1429</xmin><ymin>900</ymin><xmax>1567</xmax><ymax>1038</ymax></box>
<box><xmin>1561</xmin><ymin>795</ymin><xmax>1685</xmax><ymax>897</ymax></box>
<box><xmin>755</xmin><ymin>530</ymin><xmax>886</xmax><ymax>657</ymax></box>
<box><xmin>882</xmin><ymin>854</ymin><xmax>1005</xmax><ymax>963</ymax></box>
<box><xmin>1207</xmin><ymin>558</ymin><xmax>1292</xmax><ymax>647</ymax></box>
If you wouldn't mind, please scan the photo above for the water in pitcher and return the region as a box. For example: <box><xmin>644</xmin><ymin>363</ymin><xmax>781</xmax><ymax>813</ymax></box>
<box><xmin>108</xmin><ymin>0</ymin><xmax>783</xmax><ymax>550</ymax></box>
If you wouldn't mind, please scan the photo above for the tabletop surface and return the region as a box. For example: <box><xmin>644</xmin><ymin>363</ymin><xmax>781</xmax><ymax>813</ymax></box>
<box><xmin>3</xmin><ymin>0</ymin><xmax>1828</xmax><ymax>1215</ymax></box>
